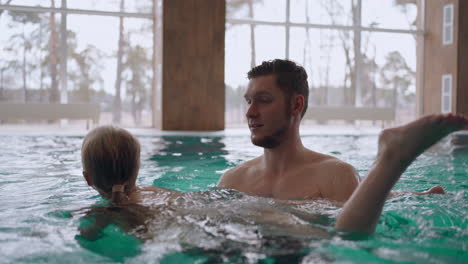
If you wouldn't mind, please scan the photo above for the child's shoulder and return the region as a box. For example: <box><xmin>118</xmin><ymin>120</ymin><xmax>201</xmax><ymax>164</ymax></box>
<box><xmin>134</xmin><ymin>185</ymin><xmax>180</xmax><ymax>204</ymax></box>
<box><xmin>138</xmin><ymin>185</ymin><xmax>175</xmax><ymax>193</ymax></box>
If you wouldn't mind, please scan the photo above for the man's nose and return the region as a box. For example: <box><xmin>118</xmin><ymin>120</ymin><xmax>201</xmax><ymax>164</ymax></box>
<box><xmin>246</xmin><ymin>103</ymin><xmax>259</xmax><ymax>118</ymax></box>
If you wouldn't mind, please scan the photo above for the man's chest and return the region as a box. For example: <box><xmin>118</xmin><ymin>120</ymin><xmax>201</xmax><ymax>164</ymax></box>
<box><xmin>239</xmin><ymin>170</ymin><xmax>323</xmax><ymax>199</ymax></box>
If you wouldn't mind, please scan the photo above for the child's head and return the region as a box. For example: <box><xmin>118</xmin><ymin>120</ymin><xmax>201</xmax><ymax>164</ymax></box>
<box><xmin>81</xmin><ymin>126</ymin><xmax>140</xmax><ymax>202</ymax></box>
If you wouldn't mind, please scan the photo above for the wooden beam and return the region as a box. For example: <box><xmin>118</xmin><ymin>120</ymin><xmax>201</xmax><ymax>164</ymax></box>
<box><xmin>162</xmin><ymin>0</ymin><xmax>225</xmax><ymax>131</ymax></box>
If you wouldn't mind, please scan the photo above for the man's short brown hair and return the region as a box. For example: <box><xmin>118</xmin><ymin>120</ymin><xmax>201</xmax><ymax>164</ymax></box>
<box><xmin>247</xmin><ymin>59</ymin><xmax>309</xmax><ymax>118</ymax></box>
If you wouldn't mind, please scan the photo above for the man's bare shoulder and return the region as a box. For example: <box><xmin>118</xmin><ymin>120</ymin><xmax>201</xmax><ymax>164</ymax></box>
<box><xmin>299</xmin><ymin>150</ymin><xmax>345</xmax><ymax>170</ymax></box>
<box><xmin>302</xmin><ymin>151</ymin><xmax>360</xmax><ymax>202</ymax></box>
<box><xmin>318</xmin><ymin>156</ymin><xmax>355</xmax><ymax>172</ymax></box>
<box><xmin>217</xmin><ymin>157</ymin><xmax>262</xmax><ymax>188</ymax></box>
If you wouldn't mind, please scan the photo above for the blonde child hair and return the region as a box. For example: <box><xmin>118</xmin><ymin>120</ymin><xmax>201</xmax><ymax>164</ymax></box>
<box><xmin>81</xmin><ymin>126</ymin><xmax>140</xmax><ymax>203</ymax></box>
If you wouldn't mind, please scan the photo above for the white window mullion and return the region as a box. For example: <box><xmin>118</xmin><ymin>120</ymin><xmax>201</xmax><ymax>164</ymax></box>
<box><xmin>285</xmin><ymin>0</ymin><xmax>290</xmax><ymax>59</ymax></box>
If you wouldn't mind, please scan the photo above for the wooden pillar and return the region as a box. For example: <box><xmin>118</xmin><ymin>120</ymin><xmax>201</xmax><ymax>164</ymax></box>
<box><xmin>162</xmin><ymin>0</ymin><xmax>225</xmax><ymax>131</ymax></box>
<box><xmin>421</xmin><ymin>0</ymin><xmax>468</xmax><ymax>115</ymax></box>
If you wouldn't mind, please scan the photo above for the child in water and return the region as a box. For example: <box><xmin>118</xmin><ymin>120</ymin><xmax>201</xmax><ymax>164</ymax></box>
<box><xmin>81</xmin><ymin>126</ymin><xmax>179</xmax><ymax>205</ymax></box>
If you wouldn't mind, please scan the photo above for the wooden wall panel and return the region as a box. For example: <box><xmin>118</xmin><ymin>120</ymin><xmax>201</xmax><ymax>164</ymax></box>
<box><xmin>422</xmin><ymin>0</ymin><xmax>458</xmax><ymax>115</ymax></box>
<box><xmin>456</xmin><ymin>0</ymin><xmax>468</xmax><ymax>115</ymax></box>
<box><xmin>162</xmin><ymin>0</ymin><xmax>225</xmax><ymax>131</ymax></box>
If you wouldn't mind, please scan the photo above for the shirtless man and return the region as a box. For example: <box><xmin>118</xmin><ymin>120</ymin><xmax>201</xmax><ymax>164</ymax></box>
<box><xmin>218</xmin><ymin>59</ymin><xmax>444</xmax><ymax>202</ymax></box>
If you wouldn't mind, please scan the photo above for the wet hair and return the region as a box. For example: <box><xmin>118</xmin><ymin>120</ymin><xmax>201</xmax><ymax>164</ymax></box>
<box><xmin>247</xmin><ymin>59</ymin><xmax>309</xmax><ymax>118</ymax></box>
<box><xmin>81</xmin><ymin>126</ymin><xmax>140</xmax><ymax>203</ymax></box>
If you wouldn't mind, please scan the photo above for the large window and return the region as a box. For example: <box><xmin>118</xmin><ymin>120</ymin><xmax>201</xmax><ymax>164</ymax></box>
<box><xmin>0</xmin><ymin>0</ymin><xmax>162</xmax><ymax>127</ymax></box>
<box><xmin>1</xmin><ymin>1</ymin><xmax>420</xmax><ymax>128</ymax></box>
<box><xmin>225</xmin><ymin>0</ymin><xmax>420</xmax><ymax>127</ymax></box>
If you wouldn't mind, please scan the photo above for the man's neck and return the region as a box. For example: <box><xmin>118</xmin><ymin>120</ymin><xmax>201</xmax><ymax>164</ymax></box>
<box><xmin>262</xmin><ymin>129</ymin><xmax>305</xmax><ymax>176</ymax></box>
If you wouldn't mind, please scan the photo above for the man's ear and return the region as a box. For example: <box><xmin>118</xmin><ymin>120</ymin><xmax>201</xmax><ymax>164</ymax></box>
<box><xmin>292</xmin><ymin>95</ymin><xmax>305</xmax><ymax>117</ymax></box>
<box><xmin>83</xmin><ymin>171</ymin><xmax>92</xmax><ymax>186</ymax></box>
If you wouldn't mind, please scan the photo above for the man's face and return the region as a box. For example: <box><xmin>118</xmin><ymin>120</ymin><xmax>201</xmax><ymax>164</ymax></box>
<box><xmin>244</xmin><ymin>74</ymin><xmax>292</xmax><ymax>148</ymax></box>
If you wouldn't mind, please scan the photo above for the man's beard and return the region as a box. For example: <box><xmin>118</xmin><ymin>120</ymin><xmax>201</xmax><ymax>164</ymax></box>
<box><xmin>251</xmin><ymin>124</ymin><xmax>289</xmax><ymax>148</ymax></box>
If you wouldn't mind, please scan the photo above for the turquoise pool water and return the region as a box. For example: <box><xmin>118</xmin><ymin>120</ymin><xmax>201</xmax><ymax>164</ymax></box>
<box><xmin>0</xmin><ymin>133</ymin><xmax>467</xmax><ymax>263</ymax></box>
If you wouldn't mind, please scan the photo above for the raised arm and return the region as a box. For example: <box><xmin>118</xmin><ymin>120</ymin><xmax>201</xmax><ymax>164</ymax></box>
<box><xmin>335</xmin><ymin>114</ymin><xmax>468</xmax><ymax>234</ymax></box>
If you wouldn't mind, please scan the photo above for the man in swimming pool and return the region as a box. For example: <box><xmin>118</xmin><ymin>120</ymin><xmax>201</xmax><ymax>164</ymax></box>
<box><xmin>218</xmin><ymin>59</ymin><xmax>446</xmax><ymax>202</ymax></box>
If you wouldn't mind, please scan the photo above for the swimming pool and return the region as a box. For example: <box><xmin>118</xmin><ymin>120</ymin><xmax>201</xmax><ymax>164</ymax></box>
<box><xmin>0</xmin><ymin>132</ymin><xmax>467</xmax><ymax>263</ymax></box>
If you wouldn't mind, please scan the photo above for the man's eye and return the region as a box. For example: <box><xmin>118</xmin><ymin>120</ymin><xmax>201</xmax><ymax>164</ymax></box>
<box><xmin>245</xmin><ymin>99</ymin><xmax>252</xmax><ymax>105</ymax></box>
<box><xmin>259</xmin><ymin>98</ymin><xmax>272</xmax><ymax>103</ymax></box>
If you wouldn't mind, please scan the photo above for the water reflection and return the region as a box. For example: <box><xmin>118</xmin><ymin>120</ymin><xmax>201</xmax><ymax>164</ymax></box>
<box><xmin>149</xmin><ymin>136</ymin><xmax>230</xmax><ymax>192</ymax></box>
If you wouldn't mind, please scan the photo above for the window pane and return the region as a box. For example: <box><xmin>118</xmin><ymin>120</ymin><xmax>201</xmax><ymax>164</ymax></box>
<box><xmin>362</xmin><ymin>0</ymin><xmax>418</xmax><ymax>30</ymax></box>
<box><xmin>125</xmin><ymin>0</ymin><xmax>153</xmax><ymax>14</ymax></box>
<box><xmin>442</xmin><ymin>95</ymin><xmax>450</xmax><ymax>113</ymax></box>
<box><xmin>225</xmin><ymin>24</ymin><xmax>251</xmax><ymax>89</ymax></box>
<box><xmin>255</xmin><ymin>25</ymin><xmax>285</xmax><ymax>64</ymax></box>
<box><xmin>225</xmin><ymin>25</ymin><xmax>251</xmax><ymax>127</ymax></box>
<box><xmin>226</xmin><ymin>0</ymin><xmax>286</xmax><ymax>22</ymax></box>
<box><xmin>444</xmin><ymin>5</ymin><xmax>453</xmax><ymax>24</ymax></box>
<box><xmin>0</xmin><ymin>1</ymin><xmax>160</xmax><ymax>128</ymax></box>
<box><xmin>0</xmin><ymin>11</ymin><xmax>47</xmax><ymax>103</ymax></box>
<box><xmin>289</xmin><ymin>27</ymin><xmax>354</xmax><ymax>106</ymax></box>
<box><xmin>443</xmin><ymin>75</ymin><xmax>451</xmax><ymax>95</ymax></box>
<box><xmin>67</xmin><ymin>0</ymin><xmax>119</xmax><ymax>12</ymax></box>
<box><xmin>68</xmin><ymin>15</ymin><xmax>154</xmax><ymax>127</ymax></box>
<box><xmin>443</xmin><ymin>24</ymin><xmax>453</xmax><ymax>44</ymax></box>
<box><xmin>290</xmin><ymin>0</ymin><xmax>353</xmax><ymax>26</ymax></box>
<box><xmin>362</xmin><ymin>32</ymin><xmax>416</xmax><ymax>120</ymax></box>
